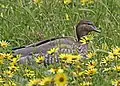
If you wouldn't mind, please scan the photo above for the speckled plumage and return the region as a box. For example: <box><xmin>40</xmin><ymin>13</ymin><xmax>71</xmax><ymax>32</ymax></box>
<box><xmin>13</xmin><ymin>20</ymin><xmax>100</xmax><ymax>65</ymax></box>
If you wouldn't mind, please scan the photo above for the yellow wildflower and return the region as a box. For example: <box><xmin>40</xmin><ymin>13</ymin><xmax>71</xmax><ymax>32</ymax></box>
<box><xmin>86</xmin><ymin>68</ymin><xmax>97</xmax><ymax>76</ymax></box>
<box><xmin>8</xmin><ymin>65</ymin><xmax>19</xmax><ymax>72</ymax></box>
<box><xmin>80</xmin><ymin>81</ymin><xmax>92</xmax><ymax>86</ymax></box>
<box><xmin>64</xmin><ymin>0</ymin><xmax>72</xmax><ymax>5</ymax></box>
<box><xmin>108</xmin><ymin>52</ymin><xmax>117</xmax><ymax>59</ymax></box>
<box><xmin>107</xmin><ymin>47</ymin><xmax>120</xmax><ymax>60</ymax></box>
<box><xmin>35</xmin><ymin>56</ymin><xmax>45</xmax><ymax>64</ymax></box>
<box><xmin>48</xmin><ymin>68</ymin><xmax>56</xmax><ymax>74</ymax></box>
<box><xmin>0</xmin><ymin>60</ymin><xmax>3</xmax><ymax>64</ymax></box>
<box><xmin>33</xmin><ymin>0</ymin><xmax>42</xmax><ymax>4</ymax></box>
<box><xmin>87</xmin><ymin>52</ymin><xmax>96</xmax><ymax>59</ymax></box>
<box><xmin>5</xmin><ymin>53</ymin><xmax>13</xmax><ymax>60</ymax></box>
<box><xmin>80</xmin><ymin>35</ymin><xmax>93</xmax><ymax>45</ymax></box>
<box><xmin>78</xmin><ymin>71</ymin><xmax>85</xmax><ymax>76</ymax></box>
<box><xmin>4</xmin><ymin>81</ymin><xmax>16</xmax><ymax>86</ymax></box>
<box><xmin>39</xmin><ymin>77</ymin><xmax>52</xmax><ymax>86</ymax></box>
<box><xmin>112</xmin><ymin>47</ymin><xmax>120</xmax><ymax>56</ymax></box>
<box><xmin>0</xmin><ymin>53</ymin><xmax>6</xmax><ymax>60</ymax></box>
<box><xmin>48</xmin><ymin>68</ymin><xmax>64</xmax><ymax>74</ymax></box>
<box><xmin>59</xmin><ymin>54</ymin><xmax>81</xmax><ymax>63</ymax></box>
<box><xmin>54</xmin><ymin>73</ymin><xmax>68</xmax><ymax>86</ymax></box>
<box><xmin>47</xmin><ymin>47</ymin><xmax>59</xmax><ymax>55</ymax></box>
<box><xmin>0</xmin><ymin>77</ymin><xmax>4</xmax><ymax>83</ymax></box>
<box><xmin>87</xmin><ymin>60</ymin><xmax>97</xmax><ymax>69</ymax></box>
<box><xmin>80</xmin><ymin>0</ymin><xmax>94</xmax><ymax>5</ymax></box>
<box><xmin>101</xmin><ymin>56</ymin><xmax>113</xmax><ymax>65</ymax></box>
<box><xmin>57</xmin><ymin>68</ymin><xmax>64</xmax><ymax>73</ymax></box>
<box><xmin>0</xmin><ymin>53</ymin><xmax>5</xmax><ymax>64</ymax></box>
<box><xmin>112</xmin><ymin>80</ymin><xmax>120</xmax><ymax>86</ymax></box>
<box><xmin>71</xmin><ymin>55</ymin><xmax>82</xmax><ymax>62</ymax></box>
<box><xmin>28</xmin><ymin>79</ymin><xmax>41</xmax><ymax>86</ymax></box>
<box><xmin>4</xmin><ymin>70</ymin><xmax>14</xmax><ymax>78</ymax></box>
<box><xmin>59</xmin><ymin>54</ymin><xmax>71</xmax><ymax>63</ymax></box>
<box><xmin>0</xmin><ymin>40</ymin><xmax>9</xmax><ymax>48</ymax></box>
<box><xmin>24</xmin><ymin>69</ymin><xmax>35</xmax><ymax>79</ymax></box>
<box><xmin>114</xmin><ymin>66</ymin><xmax>120</xmax><ymax>72</ymax></box>
<box><xmin>10</xmin><ymin>57</ymin><xmax>19</xmax><ymax>66</ymax></box>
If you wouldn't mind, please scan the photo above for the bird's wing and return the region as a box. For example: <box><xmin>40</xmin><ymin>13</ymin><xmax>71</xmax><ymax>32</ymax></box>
<box><xmin>13</xmin><ymin>37</ymin><xmax>76</xmax><ymax>56</ymax></box>
<box><xmin>12</xmin><ymin>37</ymin><xmax>62</xmax><ymax>50</ymax></box>
<box><xmin>26</xmin><ymin>37</ymin><xmax>63</xmax><ymax>47</ymax></box>
<box><xmin>13</xmin><ymin>37</ymin><xmax>77</xmax><ymax>64</ymax></box>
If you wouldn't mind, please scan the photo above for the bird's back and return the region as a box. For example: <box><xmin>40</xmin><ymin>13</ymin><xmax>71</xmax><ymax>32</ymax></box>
<box><xmin>13</xmin><ymin>37</ymin><xmax>88</xmax><ymax>64</ymax></box>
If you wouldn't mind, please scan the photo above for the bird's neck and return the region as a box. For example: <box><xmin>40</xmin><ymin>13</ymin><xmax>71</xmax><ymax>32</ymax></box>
<box><xmin>77</xmin><ymin>31</ymin><xmax>89</xmax><ymax>42</ymax></box>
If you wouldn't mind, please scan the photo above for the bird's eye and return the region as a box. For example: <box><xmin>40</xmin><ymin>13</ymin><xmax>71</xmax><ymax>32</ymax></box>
<box><xmin>87</xmin><ymin>23</ymin><xmax>93</xmax><ymax>25</ymax></box>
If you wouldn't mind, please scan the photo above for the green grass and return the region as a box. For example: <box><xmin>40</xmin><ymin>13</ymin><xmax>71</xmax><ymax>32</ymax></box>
<box><xmin>0</xmin><ymin>0</ymin><xmax>120</xmax><ymax>86</ymax></box>
<box><xmin>1</xmin><ymin>0</ymin><xmax>120</xmax><ymax>47</ymax></box>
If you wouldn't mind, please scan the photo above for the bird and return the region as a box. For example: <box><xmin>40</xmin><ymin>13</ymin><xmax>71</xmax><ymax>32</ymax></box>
<box><xmin>13</xmin><ymin>20</ymin><xmax>100</xmax><ymax>65</ymax></box>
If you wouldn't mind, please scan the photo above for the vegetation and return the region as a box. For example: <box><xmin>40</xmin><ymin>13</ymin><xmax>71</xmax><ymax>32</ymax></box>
<box><xmin>0</xmin><ymin>0</ymin><xmax>120</xmax><ymax>86</ymax></box>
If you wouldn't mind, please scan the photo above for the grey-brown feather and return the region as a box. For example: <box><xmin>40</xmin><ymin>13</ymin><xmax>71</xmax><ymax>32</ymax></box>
<box><xmin>13</xmin><ymin>37</ymin><xmax>88</xmax><ymax>64</ymax></box>
<box><xmin>13</xmin><ymin>20</ymin><xmax>99</xmax><ymax>65</ymax></box>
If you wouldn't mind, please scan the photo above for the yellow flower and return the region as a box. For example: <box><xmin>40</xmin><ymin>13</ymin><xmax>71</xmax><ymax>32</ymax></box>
<box><xmin>47</xmin><ymin>47</ymin><xmax>59</xmax><ymax>55</ymax></box>
<box><xmin>28</xmin><ymin>79</ymin><xmax>41</xmax><ymax>86</ymax></box>
<box><xmin>4</xmin><ymin>81</ymin><xmax>16</xmax><ymax>86</ymax></box>
<box><xmin>65</xmin><ymin>14</ymin><xmax>70</xmax><ymax>20</ymax></box>
<box><xmin>80</xmin><ymin>35</ymin><xmax>93</xmax><ymax>45</ymax></box>
<box><xmin>87</xmin><ymin>60</ymin><xmax>97</xmax><ymax>69</ymax></box>
<box><xmin>0</xmin><ymin>53</ymin><xmax>6</xmax><ymax>60</ymax></box>
<box><xmin>59</xmin><ymin>54</ymin><xmax>71</xmax><ymax>63</ymax></box>
<box><xmin>35</xmin><ymin>56</ymin><xmax>45</xmax><ymax>64</ymax></box>
<box><xmin>48</xmin><ymin>68</ymin><xmax>64</xmax><ymax>74</ymax></box>
<box><xmin>10</xmin><ymin>57</ymin><xmax>19</xmax><ymax>66</ymax></box>
<box><xmin>87</xmin><ymin>52</ymin><xmax>96</xmax><ymax>59</ymax></box>
<box><xmin>86</xmin><ymin>68</ymin><xmax>97</xmax><ymax>76</ymax></box>
<box><xmin>0</xmin><ymin>60</ymin><xmax>3</xmax><ymax>64</ymax></box>
<box><xmin>114</xmin><ymin>66</ymin><xmax>120</xmax><ymax>72</ymax></box>
<box><xmin>0</xmin><ymin>40</ymin><xmax>9</xmax><ymax>48</ymax></box>
<box><xmin>8</xmin><ymin>65</ymin><xmax>19</xmax><ymax>72</ymax></box>
<box><xmin>71</xmin><ymin>55</ymin><xmax>82</xmax><ymax>62</ymax></box>
<box><xmin>48</xmin><ymin>68</ymin><xmax>56</xmax><ymax>74</ymax></box>
<box><xmin>107</xmin><ymin>47</ymin><xmax>120</xmax><ymax>60</ymax></box>
<box><xmin>100</xmin><ymin>56</ymin><xmax>114</xmax><ymax>65</ymax></box>
<box><xmin>80</xmin><ymin>81</ymin><xmax>92</xmax><ymax>86</ymax></box>
<box><xmin>80</xmin><ymin>0</ymin><xmax>94</xmax><ymax>5</ymax></box>
<box><xmin>108</xmin><ymin>52</ymin><xmax>118</xmax><ymax>59</ymax></box>
<box><xmin>54</xmin><ymin>73</ymin><xmax>68</xmax><ymax>86</ymax></box>
<box><xmin>39</xmin><ymin>77</ymin><xmax>52</xmax><ymax>86</ymax></box>
<box><xmin>24</xmin><ymin>69</ymin><xmax>35</xmax><ymax>79</ymax></box>
<box><xmin>112</xmin><ymin>80</ymin><xmax>120</xmax><ymax>86</ymax></box>
<box><xmin>5</xmin><ymin>53</ymin><xmax>13</xmax><ymax>60</ymax></box>
<box><xmin>4</xmin><ymin>70</ymin><xmax>14</xmax><ymax>78</ymax></box>
<box><xmin>57</xmin><ymin>68</ymin><xmax>64</xmax><ymax>73</ymax></box>
<box><xmin>112</xmin><ymin>47</ymin><xmax>120</xmax><ymax>56</ymax></box>
<box><xmin>0</xmin><ymin>77</ymin><xmax>4</xmax><ymax>83</ymax></box>
<box><xmin>64</xmin><ymin>0</ymin><xmax>72</xmax><ymax>5</ymax></box>
<box><xmin>33</xmin><ymin>0</ymin><xmax>42</xmax><ymax>4</ymax></box>
<box><xmin>59</xmin><ymin>54</ymin><xmax>81</xmax><ymax>63</ymax></box>
<box><xmin>78</xmin><ymin>71</ymin><xmax>85</xmax><ymax>76</ymax></box>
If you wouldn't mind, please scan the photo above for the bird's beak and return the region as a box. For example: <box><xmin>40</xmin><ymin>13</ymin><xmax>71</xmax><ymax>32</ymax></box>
<box><xmin>92</xmin><ymin>26</ymin><xmax>101</xmax><ymax>33</ymax></box>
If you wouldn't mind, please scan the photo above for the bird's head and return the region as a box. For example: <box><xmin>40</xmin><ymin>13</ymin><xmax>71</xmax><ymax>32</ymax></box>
<box><xmin>76</xmin><ymin>20</ymin><xmax>100</xmax><ymax>41</ymax></box>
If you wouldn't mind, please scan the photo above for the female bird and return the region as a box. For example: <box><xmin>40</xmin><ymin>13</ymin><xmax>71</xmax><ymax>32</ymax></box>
<box><xmin>13</xmin><ymin>20</ymin><xmax>100</xmax><ymax>65</ymax></box>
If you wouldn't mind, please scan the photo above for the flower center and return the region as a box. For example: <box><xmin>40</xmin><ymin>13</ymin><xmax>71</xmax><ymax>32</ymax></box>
<box><xmin>59</xmin><ymin>77</ymin><xmax>64</xmax><ymax>82</ymax></box>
